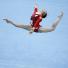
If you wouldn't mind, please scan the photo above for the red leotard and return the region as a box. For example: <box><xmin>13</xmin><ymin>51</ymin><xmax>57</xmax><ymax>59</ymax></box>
<box><xmin>31</xmin><ymin>6</ymin><xmax>42</xmax><ymax>32</ymax></box>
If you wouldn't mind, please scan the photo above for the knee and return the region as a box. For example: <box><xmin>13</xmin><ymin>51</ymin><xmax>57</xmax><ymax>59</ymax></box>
<box><xmin>50</xmin><ymin>27</ymin><xmax>56</xmax><ymax>32</ymax></box>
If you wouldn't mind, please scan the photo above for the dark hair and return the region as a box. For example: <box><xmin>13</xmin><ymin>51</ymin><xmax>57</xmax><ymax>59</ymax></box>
<box><xmin>42</xmin><ymin>12</ymin><xmax>47</xmax><ymax>18</ymax></box>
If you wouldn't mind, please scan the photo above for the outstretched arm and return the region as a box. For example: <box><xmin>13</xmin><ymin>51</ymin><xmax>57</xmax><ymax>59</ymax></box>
<box><xmin>38</xmin><ymin>11</ymin><xmax>64</xmax><ymax>33</ymax></box>
<box><xmin>3</xmin><ymin>19</ymin><xmax>32</xmax><ymax>31</ymax></box>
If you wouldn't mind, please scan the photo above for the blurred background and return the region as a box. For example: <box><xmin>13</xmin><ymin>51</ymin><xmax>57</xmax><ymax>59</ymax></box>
<box><xmin>0</xmin><ymin>0</ymin><xmax>68</xmax><ymax>68</ymax></box>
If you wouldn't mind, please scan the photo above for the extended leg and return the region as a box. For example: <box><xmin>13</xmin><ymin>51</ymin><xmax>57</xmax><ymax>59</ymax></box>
<box><xmin>51</xmin><ymin>11</ymin><xmax>63</xmax><ymax>31</ymax></box>
<box><xmin>39</xmin><ymin>11</ymin><xmax>64</xmax><ymax>33</ymax></box>
<box><xmin>3</xmin><ymin>19</ymin><xmax>32</xmax><ymax>31</ymax></box>
<box><xmin>3</xmin><ymin>19</ymin><xmax>18</xmax><ymax>27</ymax></box>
